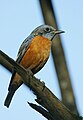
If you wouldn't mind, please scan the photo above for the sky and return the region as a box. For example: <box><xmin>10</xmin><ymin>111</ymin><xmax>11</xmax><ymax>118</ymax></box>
<box><xmin>0</xmin><ymin>0</ymin><xmax>83</xmax><ymax>120</ymax></box>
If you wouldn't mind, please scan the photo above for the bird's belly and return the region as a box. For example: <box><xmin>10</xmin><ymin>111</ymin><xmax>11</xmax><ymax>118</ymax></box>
<box><xmin>20</xmin><ymin>36</ymin><xmax>52</xmax><ymax>73</ymax></box>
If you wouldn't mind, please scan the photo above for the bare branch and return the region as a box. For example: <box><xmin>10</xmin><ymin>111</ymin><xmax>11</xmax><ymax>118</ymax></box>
<box><xmin>0</xmin><ymin>51</ymin><xmax>12</xmax><ymax>72</ymax></box>
<box><xmin>0</xmin><ymin>50</ymin><xmax>81</xmax><ymax>120</ymax></box>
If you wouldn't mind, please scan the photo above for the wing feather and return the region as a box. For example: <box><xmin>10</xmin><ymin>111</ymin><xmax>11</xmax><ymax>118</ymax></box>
<box><xmin>8</xmin><ymin>34</ymin><xmax>33</xmax><ymax>91</ymax></box>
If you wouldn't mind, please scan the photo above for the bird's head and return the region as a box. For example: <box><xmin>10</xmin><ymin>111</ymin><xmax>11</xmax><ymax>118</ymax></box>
<box><xmin>31</xmin><ymin>25</ymin><xmax>64</xmax><ymax>40</ymax></box>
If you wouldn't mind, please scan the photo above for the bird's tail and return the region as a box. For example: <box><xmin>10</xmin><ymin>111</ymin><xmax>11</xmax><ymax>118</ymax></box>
<box><xmin>4</xmin><ymin>84</ymin><xmax>17</xmax><ymax>108</ymax></box>
<box><xmin>4</xmin><ymin>90</ymin><xmax>15</xmax><ymax>108</ymax></box>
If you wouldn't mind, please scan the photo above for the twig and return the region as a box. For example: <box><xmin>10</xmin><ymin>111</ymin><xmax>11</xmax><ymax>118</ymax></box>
<box><xmin>28</xmin><ymin>102</ymin><xmax>55</xmax><ymax>120</ymax></box>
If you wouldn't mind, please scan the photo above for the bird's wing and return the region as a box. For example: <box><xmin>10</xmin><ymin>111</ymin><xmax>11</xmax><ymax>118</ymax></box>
<box><xmin>16</xmin><ymin>35</ymin><xmax>33</xmax><ymax>63</ymax></box>
<box><xmin>8</xmin><ymin>34</ymin><xmax>33</xmax><ymax>91</ymax></box>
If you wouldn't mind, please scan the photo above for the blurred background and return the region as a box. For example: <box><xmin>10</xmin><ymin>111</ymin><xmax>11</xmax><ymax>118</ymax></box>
<box><xmin>0</xmin><ymin>0</ymin><xmax>83</xmax><ymax>120</ymax></box>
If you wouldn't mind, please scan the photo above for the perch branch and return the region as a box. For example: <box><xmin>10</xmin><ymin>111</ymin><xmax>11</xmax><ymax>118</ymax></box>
<box><xmin>0</xmin><ymin>51</ymin><xmax>12</xmax><ymax>72</ymax></box>
<box><xmin>0</xmin><ymin>50</ymin><xmax>81</xmax><ymax>120</ymax></box>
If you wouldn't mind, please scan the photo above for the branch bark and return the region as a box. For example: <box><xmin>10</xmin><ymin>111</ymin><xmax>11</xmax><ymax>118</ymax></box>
<box><xmin>0</xmin><ymin>50</ymin><xmax>81</xmax><ymax>120</ymax></box>
<box><xmin>0</xmin><ymin>51</ymin><xmax>13</xmax><ymax>72</ymax></box>
<box><xmin>39</xmin><ymin>0</ymin><xmax>79</xmax><ymax>115</ymax></box>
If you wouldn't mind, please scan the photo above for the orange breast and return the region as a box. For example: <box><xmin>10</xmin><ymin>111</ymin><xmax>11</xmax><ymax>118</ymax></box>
<box><xmin>20</xmin><ymin>36</ymin><xmax>52</xmax><ymax>72</ymax></box>
<box><xmin>13</xmin><ymin>36</ymin><xmax>52</xmax><ymax>83</ymax></box>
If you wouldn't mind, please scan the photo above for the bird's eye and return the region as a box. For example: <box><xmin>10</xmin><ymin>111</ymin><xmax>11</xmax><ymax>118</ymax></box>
<box><xmin>45</xmin><ymin>27</ymin><xmax>50</xmax><ymax>32</ymax></box>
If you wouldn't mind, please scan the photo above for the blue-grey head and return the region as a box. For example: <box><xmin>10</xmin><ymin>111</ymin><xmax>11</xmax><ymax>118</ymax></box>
<box><xmin>31</xmin><ymin>25</ymin><xmax>64</xmax><ymax>40</ymax></box>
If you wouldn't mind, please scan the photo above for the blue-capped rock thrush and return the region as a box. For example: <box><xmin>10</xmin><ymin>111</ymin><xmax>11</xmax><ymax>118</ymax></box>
<box><xmin>4</xmin><ymin>25</ymin><xmax>64</xmax><ymax>107</ymax></box>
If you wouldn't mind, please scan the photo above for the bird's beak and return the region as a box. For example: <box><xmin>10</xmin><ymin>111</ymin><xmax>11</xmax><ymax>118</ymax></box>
<box><xmin>51</xmin><ymin>29</ymin><xmax>65</xmax><ymax>40</ymax></box>
<box><xmin>54</xmin><ymin>30</ymin><xmax>65</xmax><ymax>34</ymax></box>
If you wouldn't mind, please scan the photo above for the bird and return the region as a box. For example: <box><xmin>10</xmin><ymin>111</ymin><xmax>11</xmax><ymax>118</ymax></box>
<box><xmin>4</xmin><ymin>25</ymin><xmax>64</xmax><ymax>108</ymax></box>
